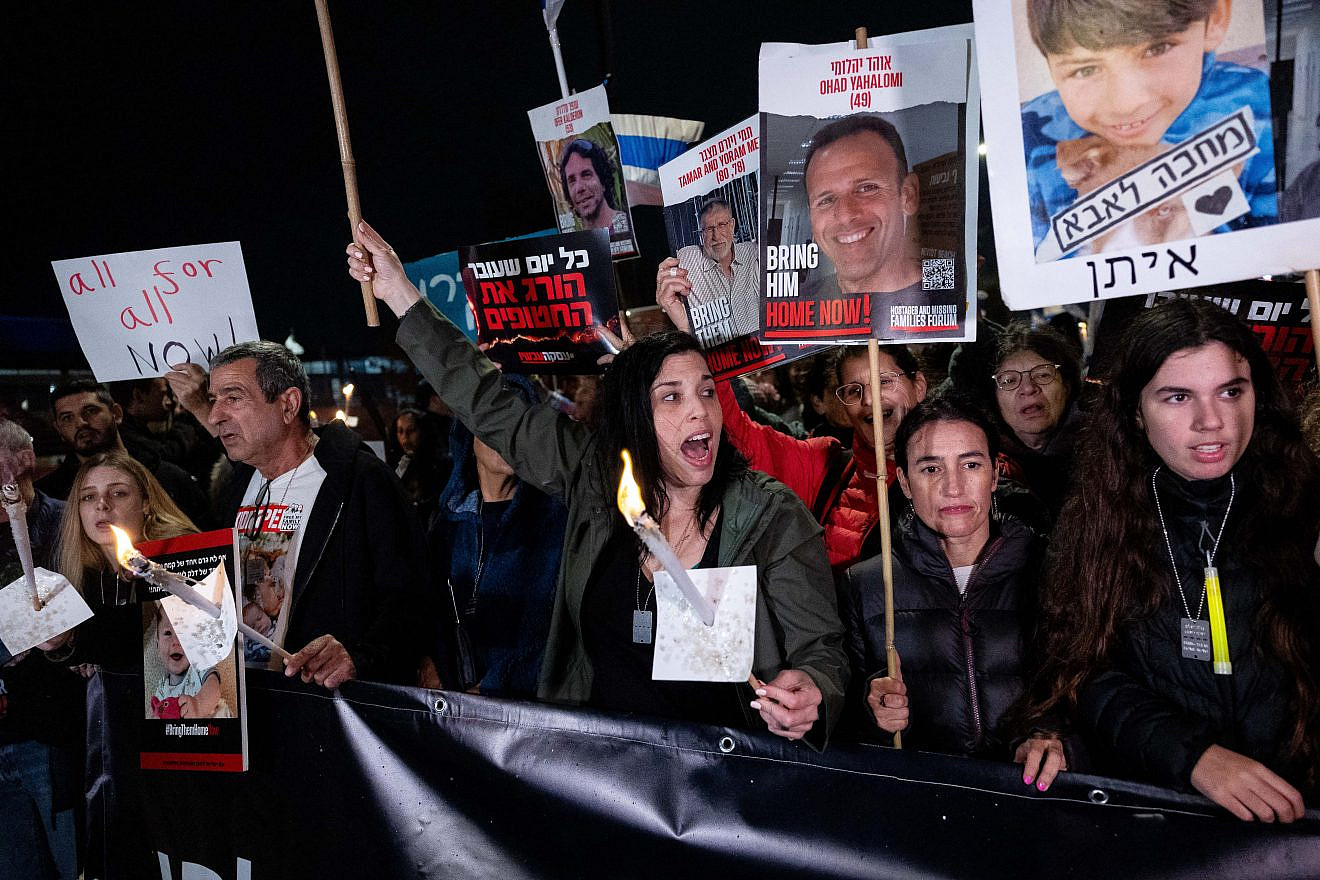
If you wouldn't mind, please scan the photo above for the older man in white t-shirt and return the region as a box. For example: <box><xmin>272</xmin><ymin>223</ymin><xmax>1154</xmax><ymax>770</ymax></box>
<box><xmin>169</xmin><ymin>342</ymin><xmax>429</xmax><ymax>690</ymax></box>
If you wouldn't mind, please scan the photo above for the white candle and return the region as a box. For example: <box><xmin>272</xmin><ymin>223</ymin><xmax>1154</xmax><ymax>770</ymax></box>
<box><xmin>616</xmin><ymin>449</ymin><xmax>717</xmax><ymax>627</ymax></box>
<box><xmin>1</xmin><ymin>484</ymin><xmax>43</xmax><ymax>610</ymax></box>
<box><xmin>113</xmin><ymin>527</ymin><xmax>290</xmax><ymax>658</ymax></box>
<box><xmin>631</xmin><ymin>512</ymin><xmax>716</xmax><ymax>626</ymax></box>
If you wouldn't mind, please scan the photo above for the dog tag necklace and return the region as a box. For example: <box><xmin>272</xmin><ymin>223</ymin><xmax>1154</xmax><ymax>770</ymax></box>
<box><xmin>632</xmin><ymin>516</ymin><xmax>696</xmax><ymax>644</ymax></box>
<box><xmin>1150</xmin><ymin>467</ymin><xmax>1234</xmax><ymax>670</ymax></box>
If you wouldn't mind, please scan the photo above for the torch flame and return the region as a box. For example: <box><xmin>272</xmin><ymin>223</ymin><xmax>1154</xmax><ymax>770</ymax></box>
<box><xmin>616</xmin><ymin>450</ymin><xmax>645</xmax><ymax>524</ymax></box>
<box><xmin>108</xmin><ymin>524</ymin><xmax>139</xmax><ymax>568</ymax></box>
<box><xmin>334</xmin><ymin>409</ymin><xmax>347</xmax><ymax>422</ymax></box>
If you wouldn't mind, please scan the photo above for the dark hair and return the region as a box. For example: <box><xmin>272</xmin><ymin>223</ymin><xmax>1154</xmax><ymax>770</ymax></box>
<box><xmin>448</xmin><ymin>375</ymin><xmax>540</xmax><ymax>488</ymax></box>
<box><xmin>558</xmin><ymin>138</ymin><xmax>618</xmax><ymax>211</ymax></box>
<box><xmin>51</xmin><ymin>378</ymin><xmax>115</xmax><ymax>414</ymax></box>
<box><xmin>804</xmin><ymin>114</ymin><xmax>909</xmax><ymax>185</ymax></box>
<box><xmin>414</xmin><ymin>380</ymin><xmax>440</xmax><ymax>411</ymax></box>
<box><xmin>1017</xmin><ymin>297</ymin><xmax>1320</xmax><ymax>780</ymax></box>
<box><xmin>210</xmin><ymin>341</ymin><xmax>311</xmax><ymax>427</ymax></box>
<box><xmin>803</xmin><ymin>349</ymin><xmax>842</xmax><ymax>401</ymax></box>
<box><xmin>394</xmin><ymin>407</ymin><xmax>425</xmax><ymax>428</ymax></box>
<box><xmin>835</xmin><ymin>343</ymin><xmax>921</xmax><ymax>388</ymax></box>
<box><xmin>893</xmin><ymin>394</ymin><xmax>1000</xmax><ymax>473</ymax></box>
<box><xmin>392</xmin><ymin>408</ymin><xmax>436</xmax><ymax>457</ymax></box>
<box><xmin>1028</xmin><ymin>0</ymin><xmax>1220</xmax><ymax>54</ymax></box>
<box><xmin>598</xmin><ymin>331</ymin><xmax>744</xmax><ymax>530</ymax></box>
<box><xmin>108</xmin><ymin>377</ymin><xmax>167</xmax><ymax>409</ymax></box>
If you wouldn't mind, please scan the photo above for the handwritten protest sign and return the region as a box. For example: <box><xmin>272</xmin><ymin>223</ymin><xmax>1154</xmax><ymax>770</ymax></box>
<box><xmin>459</xmin><ymin>228</ymin><xmax>621</xmax><ymax>374</ymax></box>
<box><xmin>51</xmin><ymin>242</ymin><xmax>258</xmax><ymax>383</ymax></box>
<box><xmin>660</xmin><ymin>115</ymin><xmax>825</xmax><ymax>380</ymax></box>
<box><xmin>759</xmin><ymin>25</ymin><xmax>979</xmax><ymax>344</ymax></box>
<box><xmin>974</xmin><ymin>0</ymin><xmax>1320</xmax><ymax>308</ymax></box>
<box><xmin>528</xmin><ymin>83</ymin><xmax>639</xmax><ymax>260</ymax></box>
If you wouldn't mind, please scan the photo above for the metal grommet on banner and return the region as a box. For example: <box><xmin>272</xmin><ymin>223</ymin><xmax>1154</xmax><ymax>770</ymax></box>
<box><xmin>433</xmin><ymin>696</ymin><xmax>449</xmax><ymax>714</ymax></box>
<box><xmin>1088</xmin><ymin>788</ymin><xmax>1109</xmax><ymax>805</ymax></box>
<box><xmin>718</xmin><ymin>736</ymin><xmax>736</xmax><ymax>754</ymax></box>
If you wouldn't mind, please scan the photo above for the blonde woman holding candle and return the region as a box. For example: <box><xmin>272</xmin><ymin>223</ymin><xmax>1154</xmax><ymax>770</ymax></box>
<box><xmin>1013</xmin><ymin>298</ymin><xmax>1320</xmax><ymax>822</ymax></box>
<box><xmin>346</xmin><ymin>221</ymin><xmax>848</xmax><ymax>746</ymax></box>
<box><xmin>42</xmin><ymin>451</ymin><xmax>197</xmax><ymax>669</ymax></box>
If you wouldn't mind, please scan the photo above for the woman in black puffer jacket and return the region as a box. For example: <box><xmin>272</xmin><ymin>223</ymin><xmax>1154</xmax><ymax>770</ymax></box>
<box><xmin>844</xmin><ymin>395</ymin><xmax>1064</xmax><ymax>790</ymax></box>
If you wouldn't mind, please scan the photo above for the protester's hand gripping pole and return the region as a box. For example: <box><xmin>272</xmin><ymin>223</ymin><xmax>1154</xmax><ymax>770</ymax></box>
<box><xmin>314</xmin><ymin>0</ymin><xmax>379</xmax><ymax>327</ymax></box>
<box><xmin>856</xmin><ymin>25</ymin><xmax>902</xmax><ymax>750</ymax></box>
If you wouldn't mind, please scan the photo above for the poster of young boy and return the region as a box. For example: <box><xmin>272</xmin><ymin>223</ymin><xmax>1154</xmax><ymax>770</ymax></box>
<box><xmin>976</xmin><ymin>0</ymin><xmax>1320</xmax><ymax>309</ymax></box>
<box><xmin>758</xmin><ymin>24</ymin><xmax>979</xmax><ymax>345</ymax></box>
<box><xmin>659</xmin><ymin>116</ymin><xmax>825</xmax><ymax>380</ymax></box>
<box><xmin>528</xmin><ymin>83</ymin><xmax>639</xmax><ymax>260</ymax></box>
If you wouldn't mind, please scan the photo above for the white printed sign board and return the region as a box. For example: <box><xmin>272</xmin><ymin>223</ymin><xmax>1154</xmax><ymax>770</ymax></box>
<box><xmin>974</xmin><ymin>0</ymin><xmax>1320</xmax><ymax>309</ymax></box>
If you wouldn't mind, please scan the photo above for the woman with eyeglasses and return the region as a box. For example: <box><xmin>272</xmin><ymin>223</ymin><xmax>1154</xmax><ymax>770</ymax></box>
<box><xmin>985</xmin><ymin>323</ymin><xmax>1084</xmax><ymax>519</ymax></box>
<box><xmin>41</xmin><ymin>450</ymin><xmax>198</xmax><ymax>670</ymax></box>
<box><xmin>657</xmin><ymin>269</ymin><xmax>927</xmax><ymax>573</ymax></box>
<box><xmin>1013</xmin><ymin>298</ymin><xmax>1320</xmax><ymax>822</ymax></box>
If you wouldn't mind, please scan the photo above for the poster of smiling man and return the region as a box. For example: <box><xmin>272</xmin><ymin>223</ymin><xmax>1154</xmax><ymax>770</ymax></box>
<box><xmin>758</xmin><ymin>24</ymin><xmax>979</xmax><ymax>345</ymax></box>
<box><xmin>975</xmin><ymin>0</ymin><xmax>1320</xmax><ymax>309</ymax></box>
<box><xmin>659</xmin><ymin>116</ymin><xmax>827</xmax><ymax>379</ymax></box>
<box><xmin>529</xmin><ymin>83</ymin><xmax>639</xmax><ymax>260</ymax></box>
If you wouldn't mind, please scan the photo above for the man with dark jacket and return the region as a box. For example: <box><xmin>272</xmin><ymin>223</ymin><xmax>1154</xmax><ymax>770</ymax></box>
<box><xmin>37</xmin><ymin>379</ymin><xmax>214</xmax><ymax>529</ymax></box>
<box><xmin>170</xmin><ymin>342</ymin><xmax>430</xmax><ymax>688</ymax></box>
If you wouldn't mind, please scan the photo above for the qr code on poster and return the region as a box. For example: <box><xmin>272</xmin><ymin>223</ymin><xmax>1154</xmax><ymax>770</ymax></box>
<box><xmin>922</xmin><ymin>259</ymin><xmax>955</xmax><ymax>290</ymax></box>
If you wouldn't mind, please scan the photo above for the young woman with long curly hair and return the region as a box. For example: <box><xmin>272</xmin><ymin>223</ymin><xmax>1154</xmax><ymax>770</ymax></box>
<box><xmin>1014</xmin><ymin>297</ymin><xmax>1320</xmax><ymax>822</ymax></box>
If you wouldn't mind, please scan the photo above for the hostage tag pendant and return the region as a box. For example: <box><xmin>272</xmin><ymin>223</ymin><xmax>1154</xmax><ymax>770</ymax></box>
<box><xmin>1181</xmin><ymin>617</ymin><xmax>1212</xmax><ymax>662</ymax></box>
<box><xmin>632</xmin><ymin>609</ymin><xmax>653</xmax><ymax>644</ymax></box>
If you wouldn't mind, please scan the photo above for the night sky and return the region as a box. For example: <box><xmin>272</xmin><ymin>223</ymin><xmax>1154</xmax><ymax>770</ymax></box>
<box><xmin>8</xmin><ymin>1</ymin><xmax>975</xmax><ymax>369</ymax></box>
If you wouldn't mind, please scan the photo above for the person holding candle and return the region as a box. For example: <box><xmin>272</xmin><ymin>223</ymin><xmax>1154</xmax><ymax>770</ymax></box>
<box><xmin>0</xmin><ymin>420</ymin><xmax>84</xmax><ymax>880</ymax></box>
<box><xmin>40</xmin><ymin>451</ymin><xmax>199</xmax><ymax>670</ymax></box>
<box><xmin>1014</xmin><ymin>297</ymin><xmax>1320</xmax><ymax>822</ymax></box>
<box><xmin>346</xmin><ymin>220</ymin><xmax>849</xmax><ymax>744</ymax></box>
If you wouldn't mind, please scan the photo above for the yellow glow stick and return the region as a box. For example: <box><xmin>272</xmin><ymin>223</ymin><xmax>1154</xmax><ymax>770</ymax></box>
<box><xmin>1204</xmin><ymin>566</ymin><xmax>1231</xmax><ymax>675</ymax></box>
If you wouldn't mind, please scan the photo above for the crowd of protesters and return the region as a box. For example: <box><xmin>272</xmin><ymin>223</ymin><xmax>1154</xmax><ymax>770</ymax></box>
<box><xmin>3</xmin><ymin>224</ymin><xmax>1319</xmax><ymax>877</ymax></box>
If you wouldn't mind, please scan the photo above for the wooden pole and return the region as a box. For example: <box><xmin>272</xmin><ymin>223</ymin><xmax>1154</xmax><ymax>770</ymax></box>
<box><xmin>855</xmin><ymin>25</ymin><xmax>901</xmax><ymax>750</ymax></box>
<box><xmin>1306</xmin><ymin>270</ymin><xmax>1320</xmax><ymax>375</ymax></box>
<box><xmin>313</xmin><ymin>0</ymin><xmax>380</xmax><ymax>327</ymax></box>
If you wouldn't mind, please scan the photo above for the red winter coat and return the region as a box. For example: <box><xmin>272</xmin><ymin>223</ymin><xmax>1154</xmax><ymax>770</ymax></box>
<box><xmin>717</xmin><ymin>381</ymin><xmax>895</xmax><ymax>572</ymax></box>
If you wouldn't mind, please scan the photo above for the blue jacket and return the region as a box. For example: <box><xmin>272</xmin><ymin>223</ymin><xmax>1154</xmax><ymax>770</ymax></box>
<box><xmin>430</xmin><ymin>375</ymin><xmax>567</xmax><ymax>698</ymax></box>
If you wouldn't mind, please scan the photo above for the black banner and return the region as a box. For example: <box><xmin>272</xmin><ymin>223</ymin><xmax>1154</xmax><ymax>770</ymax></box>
<box><xmin>86</xmin><ymin>669</ymin><xmax>1320</xmax><ymax>880</ymax></box>
<box><xmin>1090</xmin><ymin>279</ymin><xmax>1315</xmax><ymax>396</ymax></box>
